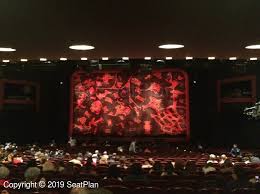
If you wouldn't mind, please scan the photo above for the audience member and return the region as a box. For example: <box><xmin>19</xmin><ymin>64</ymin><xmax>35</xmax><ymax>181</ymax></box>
<box><xmin>202</xmin><ymin>162</ymin><xmax>216</xmax><ymax>175</ymax></box>
<box><xmin>149</xmin><ymin>161</ymin><xmax>163</xmax><ymax>176</ymax></box>
<box><xmin>103</xmin><ymin>164</ymin><xmax>122</xmax><ymax>181</ymax></box>
<box><xmin>161</xmin><ymin>162</ymin><xmax>176</xmax><ymax>176</ymax></box>
<box><xmin>230</xmin><ymin>144</ymin><xmax>241</xmax><ymax>157</ymax></box>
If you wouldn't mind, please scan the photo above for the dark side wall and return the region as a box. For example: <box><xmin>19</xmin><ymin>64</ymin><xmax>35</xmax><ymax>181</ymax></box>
<box><xmin>0</xmin><ymin>63</ymin><xmax>72</xmax><ymax>144</ymax></box>
<box><xmin>0</xmin><ymin>60</ymin><xmax>259</xmax><ymax>148</ymax></box>
<box><xmin>188</xmin><ymin>60</ymin><xmax>260</xmax><ymax>148</ymax></box>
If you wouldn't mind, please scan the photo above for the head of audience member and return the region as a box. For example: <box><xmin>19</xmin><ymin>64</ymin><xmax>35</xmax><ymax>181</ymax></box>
<box><xmin>142</xmin><ymin>159</ymin><xmax>153</xmax><ymax>169</ymax></box>
<box><xmin>202</xmin><ymin>162</ymin><xmax>216</xmax><ymax>175</ymax></box>
<box><xmin>129</xmin><ymin>163</ymin><xmax>143</xmax><ymax>176</ymax></box>
<box><xmin>1</xmin><ymin>190</ymin><xmax>9</xmax><ymax>194</ymax></box>
<box><xmin>0</xmin><ymin>166</ymin><xmax>10</xmax><ymax>180</ymax></box>
<box><xmin>162</xmin><ymin>162</ymin><xmax>175</xmax><ymax>176</ymax></box>
<box><xmin>174</xmin><ymin>159</ymin><xmax>185</xmax><ymax>174</ymax></box>
<box><xmin>24</xmin><ymin>164</ymin><xmax>41</xmax><ymax>182</ymax></box>
<box><xmin>219</xmin><ymin>154</ymin><xmax>228</xmax><ymax>164</ymax></box>
<box><xmin>150</xmin><ymin>161</ymin><xmax>163</xmax><ymax>175</ymax></box>
<box><xmin>57</xmin><ymin>161</ymin><xmax>65</xmax><ymax>172</ymax></box>
<box><xmin>99</xmin><ymin>156</ymin><xmax>108</xmax><ymax>165</ymax></box>
<box><xmin>106</xmin><ymin>164</ymin><xmax>122</xmax><ymax>180</ymax></box>
<box><xmin>26</xmin><ymin>159</ymin><xmax>38</xmax><ymax>168</ymax></box>
<box><xmin>77</xmin><ymin>153</ymin><xmax>84</xmax><ymax>161</ymax></box>
<box><xmin>223</xmin><ymin>159</ymin><xmax>233</xmax><ymax>168</ymax></box>
<box><xmin>185</xmin><ymin>160</ymin><xmax>197</xmax><ymax>174</ymax></box>
<box><xmin>233</xmin><ymin>165</ymin><xmax>247</xmax><ymax>182</ymax></box>
<box><xmin>42</xmin><ymin>160</ymin><xmax>56</xmax><ymax>172</ymax></box>
<box><xmin>207</xmin><ymin>154</ymin><xmax>218</xmax><ymax>164</ymax></box>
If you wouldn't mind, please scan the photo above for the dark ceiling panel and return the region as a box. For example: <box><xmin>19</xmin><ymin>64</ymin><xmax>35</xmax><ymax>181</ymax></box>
<box><xmin>0</xmin><ymin>0</ymin><xmax>260</xmax><ymax>60</ymax></box>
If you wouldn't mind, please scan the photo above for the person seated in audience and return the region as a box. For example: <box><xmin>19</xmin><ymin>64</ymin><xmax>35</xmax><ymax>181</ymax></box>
<box><xmin>69</xmin><ymin>156</ymin><xmax>83</xmax><ymax>166</ymax></box>
<box><xmin>84</xmin><ymin>157</ymin><xmax>97</xmax><ymax>176</ymax></box>
<box><xmin>56</xmin><ymin>161</ymin><xmax>65</xmax><ymax>172</ymax></box>
<box><xmin>24</xmin><ymin>160</ymin><xmax>41</xmax><ymax>182</ymax></box>
<box><xmin>42</xmin><ymin>160</ymin><xmax>57</xmax><ymax>172</ymax></box>
<box><xmin>219</xmin><ymin>154</ymin><xmax>228</xmax><ymax>165</ymax></box>
<box><xmin>1</xmin><ymin>190</ymin><xmax>9</xmax><ymax>194</ymax></box>
<box><xmin>2</xmin><ymin>152</ymin><xmax>14</xmax><ymax>164</ymax></box>
<box><xmin>102</xmin><ymin>151</ymin><xmax>109</xmax><ymax>160</ymax></box>
<box><xmin>117</xmin><ymin>156</ymin><xmax>128</xmax><ymax>169</ymax></box>
<box><xmin>64</xmin><ymin>152</ymin><xmax>72</xmax><ymax>160</ymax></box>
<box><xmin>220</xmin><ymin>159</ymin><xmax>234</xmax><ymax>174</ymax></box>
<box><xmin>0</xmin><ymin>165</ymin><xmax>10</xmax><ymax>186</ymax></box>
<box><xmin>242</xmin><ymin>155</ymin><xmax>251</xmax><ymax>164</ymax></box>
<box><xmin>107</xmin><ymin>153</ymin><xmax>117</xmax><ymax>165</ymax></box>
<box><xmin>12</xmin><ymin>154</ymin><xmax>23</xmax><ymax>165</ymax></box>
<box><xmin>124</xmin><ymin>162</ymin><xmax>148</xmax><ymax>182</ymax></box>
<box><xmin>99</xmin><ymin>155</ymin><xmax>108</xmax><ymax>165</ymax></box>
<box><xmin>249</xmin><ymin>175</ymin><xmax>260</xmax><ymax>184</ymax></box>
<box><xmin>149</xmin><ymin>161</ymin><xmax>163</xmax><ymax>176</ymax></box>
<box><xmin>141</xmin><ymin>159</ymin><xmax>153</xmax><ymax>169</ymax></box>
<box><xmin>202</xmin><ymin>162</ymin><xmax>217</xmax><ymax>175</ymax></box>
<box><xmin>77</xmin><ymin>153</ymin><xmax>84</xmax><ymax>161</ymax></box>
<box><xmin>207</xmin><ymin>154</ymin><xmax>218</xmax><ymax>164</ymax></box>
<box><xmin>232</xmin><ymin>165</ymin><xmax>249</xmax><ymax>187</ymax></box>
<box><xmin>161</xmin><ymin>161</ymin><xmax>177</xmax><ymax>176</ymax></box>
<box><xmin>103</xmin><ymin>164</ymin><xmax>122</xmax><ymax>181</ymax></box>
<box><xmin>249</xmin><ymin>153</ymin><xmax>260</xmax><ymax>163</ymax></box>
<box><xmin>184</xmin><ymin>160</ymin><xmax>198</xmax><ymax>175</ymax></box>
<box><xmin>230</xmin><ymin>144</ymin><xmax>241</xmax><ymax>157</ymax></box>
<box><xmin>143</xmin><ymin>147</ymin><xmax>152</xmax><ymax>154</ymax></box>
<box><xmin>173</xmin><ymin>159</ymin><xmax>185</xmax><ymax>175</ymax></box>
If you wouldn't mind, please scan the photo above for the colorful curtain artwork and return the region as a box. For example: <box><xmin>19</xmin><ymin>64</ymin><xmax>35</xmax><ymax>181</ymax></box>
<box><xmin>70</xmin><ymin>69</ymin><xmax>189</xmax><ymax>138</ymax></box>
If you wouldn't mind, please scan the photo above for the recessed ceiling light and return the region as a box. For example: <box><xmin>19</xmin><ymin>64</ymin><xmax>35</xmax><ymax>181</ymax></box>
<box><xmin>102</xmin><ymin>57</ymin><xmax>109</xmax><ymax>60</ymax></box>
<box><xmin>165</xmin><ymin>57</ymin><xmax>172</xmax><ymax>60</ymax></box>
<box><xmin>229</xmin><ymin>57</ymin><xmax>237</xmax><ymax>60</ymax></box>
<box><xmin>186</xmin><ymin>56</ymin><xmax>193</xmax><ymax>60</ymax></box>
<box><xmin>69</xmin><ymin>45</ymin><xmax>95</xmax><ymax>51</ymax></box>
<box><xmin>208</xmin><ymin>57</ymin><xmax>215</xmax><ymax>60</ymax></box>
<box><xmin>122</xmin><ymin>57</ymin><xmax>129</xmax><ymax>60</ymax></box>
<box><xmin>159</xmin><ymin>44</ymin><xmax>184</xmax><ymax>49</ymax></box>
<box><xmin>60</xmin><ymin>57</ymin><xmax>67</xmax><ymax>61</ymax></box>
<box><xmin>2</xmin><ymin>59</ymin><xmax>10</xmax><ymax>63</ymax></box>
<box><xmin>156</xmin><ymin>59</ymin><xmax>165</xmax><ymax>62</ymax></box>
<box><xmin>81</xmin><ymin>57</ymin><xmax>88</xmax><ymax>61</ymax></box>
<box><xmin>144</xmin><ymin>57</ymin><xmax>151</xmax><ymax>60</ymax></box>
<box><xmin>40</xmin><ymin>58</ymin><xmax>47</xmax><ymax>61</ymax></box>
<box><xmin>0</xmin><ymin>47</ymin><xmax>16</xmax><ymax>52</ymax></box>
<box><xmin>245</xmin><ymin>45</ymin><xmax>260</xmax><ymax>49</ymax></box>
<box><xmin>250</xmin><ymin>57</ymin><xmax>257</xmax><ymax>61</ymax></box>
<box><xmin>20</xmin><ymin>59</ymin><xmax>28</xmax><ymax>62</ymax></box>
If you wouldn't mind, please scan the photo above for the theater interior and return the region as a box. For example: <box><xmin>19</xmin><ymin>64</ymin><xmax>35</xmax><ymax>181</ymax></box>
<box><xmin>0</xmin><ymin>1</ymin><xmax>260</xmax><ymax>194</ymax></box>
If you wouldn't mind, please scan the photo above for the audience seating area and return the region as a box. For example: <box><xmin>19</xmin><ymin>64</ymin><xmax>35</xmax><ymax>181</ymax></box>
<box><xmin>0</xmin><ymin>144</ymin><xmax>259</xmax><ymax>194</ymax></box>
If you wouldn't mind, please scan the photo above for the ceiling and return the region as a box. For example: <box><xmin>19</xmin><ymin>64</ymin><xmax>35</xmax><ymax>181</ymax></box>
<box><xmin>1</xmin><ymin>0</ymin><xmax>260</xmax><ymax>60</ymax></box>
